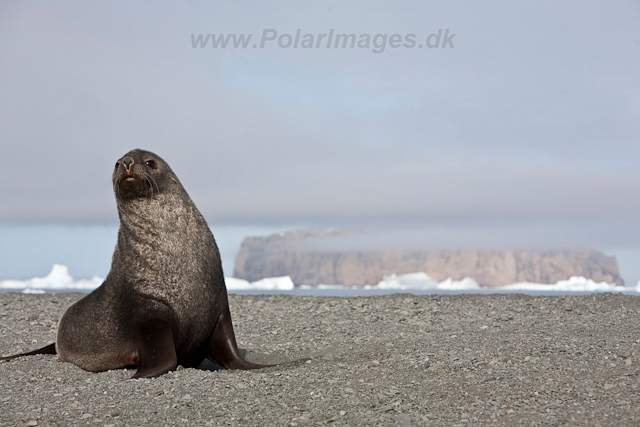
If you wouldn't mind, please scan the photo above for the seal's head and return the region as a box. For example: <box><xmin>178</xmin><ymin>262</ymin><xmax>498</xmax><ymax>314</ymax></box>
<box><xmin>113</xmin><ymin>149</ymin><xmax>181</xmax><ymax>200</ymax></box>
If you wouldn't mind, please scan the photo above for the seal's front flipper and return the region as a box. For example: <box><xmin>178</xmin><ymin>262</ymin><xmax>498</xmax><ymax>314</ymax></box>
<box><xmin>0</xmin><ymin>343</ymin><xmax>56</xmax><ymax>361</ymax></box>
<box><xmin>207</xmin><ymin>306</ymin><xmax>273</xmax><ymax>370</ymax></box>
<box><xmin>132</xmin><ymin>320</ymin><xmax>177</xmax><ymax>379</ymax></box>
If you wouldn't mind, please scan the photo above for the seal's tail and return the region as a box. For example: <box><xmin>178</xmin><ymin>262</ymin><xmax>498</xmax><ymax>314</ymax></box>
<box><xmin>0</xmin><ymin>343</ymin><xmax>56</xmax><ymax>361</ymax></box>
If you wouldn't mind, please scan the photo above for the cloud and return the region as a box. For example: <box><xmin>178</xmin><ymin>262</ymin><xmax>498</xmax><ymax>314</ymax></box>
<box><xmin>0</xmin><ymin>0</ymin><xmax>638</xmax><ymax>247</ymax></box>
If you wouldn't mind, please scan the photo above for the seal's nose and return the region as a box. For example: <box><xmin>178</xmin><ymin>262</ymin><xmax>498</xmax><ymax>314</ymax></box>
<box><xmin>122</xmin><ymin>157</ymin><xmax>134</xmax><ymax>171</ymax></box>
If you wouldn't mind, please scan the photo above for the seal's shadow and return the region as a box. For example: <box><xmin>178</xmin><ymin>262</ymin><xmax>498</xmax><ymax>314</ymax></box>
<box><xmin>197</xmin><ymin>359</ymin><xmax>224</xmax><ymax>372</ymax></box>
<box><xmin>197</xmin><ymin>349</ymin><xmax>260</xmax><ymax>372</ymax></box>
<box><xmin>196</xmin><ymin>349</ymin><xmax>311</xmax><ymax>372</ymax></box>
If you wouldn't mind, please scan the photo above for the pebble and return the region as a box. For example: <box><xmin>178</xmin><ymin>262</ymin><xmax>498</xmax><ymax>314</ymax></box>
<box><xmin>617</xmin><ymin>350</ymin><xmax>631</xmax><ymax>358</ymax></box>
<box><xmin>1</xmin><ymin>292</ymin><xmax>639</xmax><ymax>426</ymax></box>
<box><xmin>392</xmin><ymin>414</ymin><xmax>411</xmax><ymax>424</ymax></box>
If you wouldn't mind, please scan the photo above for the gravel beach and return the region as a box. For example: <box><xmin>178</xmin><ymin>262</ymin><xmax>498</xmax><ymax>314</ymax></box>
<box><xmin>1</xmin><ymin>292</ymin><xmax>640</xmax><ymax>426</ymax></box>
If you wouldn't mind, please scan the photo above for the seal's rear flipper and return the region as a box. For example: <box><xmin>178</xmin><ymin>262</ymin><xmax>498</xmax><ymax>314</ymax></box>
<box><xmin>131</xmin><ymin>320</ymin><xmax>177</xmax><ymax>379</ymax></box>
<box><xmin>0</xmin><ymin>343</ymin><xmax>56</xmax><ymax>361</ymax></box>
<box><xmin>207</xmin><ymin>307</ymin><xmax>273</xmax><ymax>370</ymax></box>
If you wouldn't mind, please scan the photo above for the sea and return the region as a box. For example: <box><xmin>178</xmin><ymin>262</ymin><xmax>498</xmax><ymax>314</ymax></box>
<box><xmin>1</xmin><ymin>224</ymin><xmax>639</xmax><ymax>297</ymax></box>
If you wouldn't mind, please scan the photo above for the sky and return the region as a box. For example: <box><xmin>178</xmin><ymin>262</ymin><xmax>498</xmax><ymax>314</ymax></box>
<box><xmin>0</xmin><ymin>1</ymin><xmax>639</xmax><ymax>251</ymax></box>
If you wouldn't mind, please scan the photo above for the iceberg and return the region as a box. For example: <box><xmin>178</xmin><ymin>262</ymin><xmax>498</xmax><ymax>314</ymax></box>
<box><xmin>501</xmin><ymin>276</ymin><xmax>629</xmax><ymax>293</ymax></box>
<box><xmin>0</xmin><ymin>265</ymin><xmax>635</xmax><ymax>294</ymax></box>
<box><xmin>0</xmin><ymin>264</ymin><xmax>295</xmax><ymax>293</ymax></box>
<box><xmin>0</xmin><ymin>264</ymin><xmax>103</xmax><ymax>292</ymax></box>
<box><xmin>224</xmin><ymin>276</ymin><xmax>295</xmax><ymax>291</ymax></box>
<box><xmin>365</xmin><ymin>272</ymin><xmax>482</xmax><ymax>291</ymax></box>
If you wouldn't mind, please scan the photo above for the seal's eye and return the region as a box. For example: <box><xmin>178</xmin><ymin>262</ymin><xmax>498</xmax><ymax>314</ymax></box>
<box><xmin>115</xmin><ymin>162</ymin><xmax>119</xmax><ymax>169</ymax></box>
<box><xmin>145</xmin><ymin>160</ymin><xmax>156</xmax><ymax>169</ymax></box>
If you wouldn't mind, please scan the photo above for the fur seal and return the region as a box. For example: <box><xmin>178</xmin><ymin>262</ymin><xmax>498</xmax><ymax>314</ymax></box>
<box><xmin>1</xmin><ymin>149</ymin><xmax>269</xmax><ymax>378</ymax></box>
